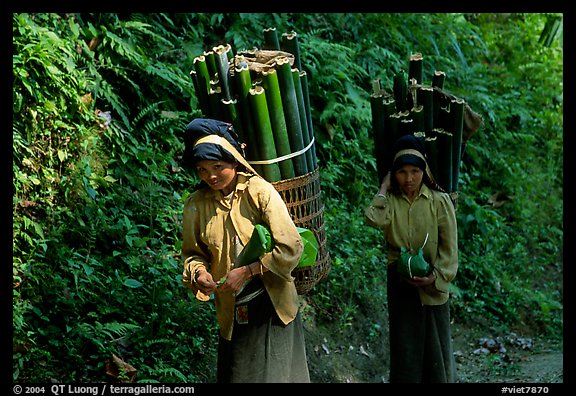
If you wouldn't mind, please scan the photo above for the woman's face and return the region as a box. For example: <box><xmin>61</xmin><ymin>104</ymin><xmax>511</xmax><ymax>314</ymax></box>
<box><xmin>196</xmin><ymin>160</ymin><xmax>238</xmax><ymax>195</ymax></box>
<box><xmin>394</xmin><ymin>164</ymin><xmax>424</xmax><ymax>197</ymax></box>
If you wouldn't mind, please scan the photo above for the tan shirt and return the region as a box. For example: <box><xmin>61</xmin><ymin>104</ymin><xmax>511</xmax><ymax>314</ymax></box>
<box><xmin>182</xmin><ymin>172</ymin><xmax>303</xmax><ymax>340</ymax></box>
<box><xmin>364</xmin><ymin>184</ymin><xmax>458</xmax><ymax>305</ymax></box>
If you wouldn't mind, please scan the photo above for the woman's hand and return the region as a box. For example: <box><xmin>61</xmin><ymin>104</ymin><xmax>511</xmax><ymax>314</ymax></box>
<box><xmin>405</xmin><ymin>271</ymin><xmax>436</xmax><ymax>288</ymax></box>
<box><xmin>217</xmin><ymin>264</ymin><xmax>253</xmax><ymax>294</ymax></box>
<box><xmin>195</xmin><ymin>269</ymin><xmax>218</xmax><ymax>296</ymax></box>
<box><xmin>379</xmin><ymin>172</ymin><xmax>391</xmax><ymax>195</ymax></box>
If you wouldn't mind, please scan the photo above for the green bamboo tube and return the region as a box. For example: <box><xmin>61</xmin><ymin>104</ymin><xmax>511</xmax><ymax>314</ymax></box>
<box><xmin>400</xmin><ymin>118</ymin><xmax>414</xmax><ymax>136</ymax></box>
<box><xmin>276</xmin><ymin>56</ymin><xmax>308</xmax><ymax>176</ymax></box>
<box><xmin>232</xmin><ymin>61</ymin><xmax>262</xmax><ymax>174</ymax></box>
<box><xmin>433</xmin><ymin>128</ymin><xmax>453</xmax><ymax>193</ymax></box>
<box><xmin>393</xmin><ymin>72</ymin><xmax>408</xmax><ymax>112</ymax></box>
<box><xmin>224</xmin><ymin>42</ymin><xmax>234</xmax><ymax>59</ymax></box>
<box><xmin>222</xmin><ymin>98</ymin><xmax>240</xmax><ymax>130</ymax></box>
<box><xmin>281</xmin><ymin>31</ymin><xmax>302</xmax><ymax>71</ymax></box>
<box><xmin>203</xmin><ymin>50</ymin><xmax>218</xmax><ymax>80</ymax></box>
<box><xmin>300</xmin><ymin>71</ymin><xmax>317</xmax><ymax>169</ymax></box>
<box><xmin>225</xmin><ymin>94</ymin><xmax>247</xmax><ymax>144</ymax></box>
<box><xmin>450</xmin><ymin>98</ymin><xmax>465</xmax><ymax>192</ymax></box>
<box><xmin>248</xmin><ymin>86</ymin><xmax>282</xmax><ymax>182</ymax></box>
<box><xmin>392</xmin><ymin>110</ymin><xmax>411</xmax><ymax>137</ymax></box>
<box><xmin>292</xmin><ymin>68</ymin><xmax>315</xmax><ymax>172</ymax></box>
<box><xmin>432</xmin><ymin>71</ymin><xmax>446</xmax><ymax>89</ymax></box>
<box><xmin>433</xmin><ymin>88</ymin><xmax>451</xmax><ymax>130</ymax></box>
<box><xmin>436</xmin><ymin>104</ymin><xmax>452</xmax><ymax>132</ymax></box>
<box><xmin>417</xmin><ymin>86</ymin><xmax>434</xmax><ymax>133</ymax></box>
<box><xmin>213</xmin><ymin>44</ymin><xmax>232</xmax><ymax>101</ymax></box>
<box><xmin>371</xmin><ymin>93</ymin><xmax>387</xmax><ymax>181</ymax></box>
<box><xmin>193</xmin><ymin>56</ymin><xmax>212</xmax><ymax>116</ymax></box>
<box><xmin>425</xmin><ymin>136</ymin><xmax>440</xmax><ymax>185</ymax></box>
<box><xmin>388</xmin><ymin>111</ymin><xmax>402</xmax><ymax>146</ymax></box>
<box><xmin>261</xmin><ymin>68</ymin><xmax>295</xmax><ymax>179</ymax></box>
<box><xmin>190</xmin><ymin>70</ymin><xmax>209</xmax><ymax>116</ymax></box>
<box><xmin>408</xmin><ymin>53</ymin><xmax>424</xmax><ymax>85</ymax></box>
<box><xmin>381</xmin><ymin>97</ymin><xmax>398</xmax><ymax>170</ymax></box>
<box><xmin>263</xmin><ymin>27</ymin><xmax>280</xmax><ymax>50</ymax></box>
<box><xmin>208</xmin><ymin>84</ymin><xmax>224</xmax><ymax>121</ymax></box>
<box><xmin>410</xmin><ymin>105</ymin><xmax>425</xmax><ymax>133</ymax></box>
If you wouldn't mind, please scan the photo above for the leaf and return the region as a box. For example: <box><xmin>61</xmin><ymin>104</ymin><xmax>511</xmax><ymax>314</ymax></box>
<box><xmin>86</xmin><ymin>187</ymin><xmax>96</xmax><ymax>200</ymax></box>
<box><xmin>124</xmin><ymin>279</ymin><xmax>143</xmax><ymax>288</ymax></box>
<box><xmin>58</xmin><ymin>149</ymin><xmax>67</xmax><ymax>162</ymax></box>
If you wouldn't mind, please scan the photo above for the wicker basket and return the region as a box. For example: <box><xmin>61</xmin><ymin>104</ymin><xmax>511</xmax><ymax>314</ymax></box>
<box><xmin>272</xmin><ymin>167</ymin><xmax>331</xmax><ymax>294</ymax></box>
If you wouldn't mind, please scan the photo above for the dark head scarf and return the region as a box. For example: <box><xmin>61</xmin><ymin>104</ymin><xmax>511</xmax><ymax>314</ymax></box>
<box><xmin>391</xmin><ymin>134</ymin><xmax>427</xmax><ymax>172</ymax></box>
<box><xmin>183</xmin><ymin>118</ymin><xmax>243</xmax><ymax>167</ymax></box>
<box><xmin>182</xmin><ymin>118</ymin><xmax>259</xmax><ymax>177</ymax></box>
<box><xmin>390</xmin><ymin>134</ymin><xmax>443</xmax><ymax>192</ymax></box>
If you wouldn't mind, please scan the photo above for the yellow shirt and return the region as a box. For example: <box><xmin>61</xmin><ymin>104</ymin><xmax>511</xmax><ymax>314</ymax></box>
<box><xmin>364</xmin><ymin>184</ymin><xmax>458</xmax><ymax>305</ymax></box>
<box><xmin>182</xmin><ymin>172</ymin><xmax>303</xmax><ymax>340</ymax></box>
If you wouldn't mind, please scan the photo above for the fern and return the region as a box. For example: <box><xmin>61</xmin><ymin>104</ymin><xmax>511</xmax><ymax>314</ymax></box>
<box><xmin>76</xmin><ymin>321</ymin><xmax>141</xmax><ymax>348</ymax></box>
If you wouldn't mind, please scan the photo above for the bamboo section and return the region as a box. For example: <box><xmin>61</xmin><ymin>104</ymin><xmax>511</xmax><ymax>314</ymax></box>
<box><xmin>432</xmin><ymin>70</ymin><xmax>446</xmax><ymax>89</ymax></box>
<box><xmin>436</xmin><ymin>104</ymin><xmax>451</xmax><ymax>132</ymax></box>
<box><xmin>450</xmin><ymin>98</ymin><xmax>465</xmax><ymax>192</ymax></box>
<box><xmin>382</xmin><ymin>98</ymin><xmax>398</xmax><ymax>163</ymax></box>
<box><xmin>393</xmin><ymin>72</ymin><xmax>408</xmax><ymax>112</ymax></box>
<box><xmin>208</xmin><ymin>84</ymin><xmax>224</xmax><ymax>121</ymax></box>
<box><xmin>281</xmin><ymin>31</ymin><xmax>302</xmax><ymax>72</ymax></box>
<box><xmin>400</xmin><ymin>117</ymin><xmax>414</xmax><ymax>136</ymax></box>
<box><xmin>248</xmin><ymin>86</ymin><xmax>282</xmax><ymax>182</ymax></box>
<box><xmin>192</xmin><ymin>56</ymin><xmax>212</xmax><ymax>116</ymax></box>
<box><xmin>213</xmin><ymin>44</ymin><xmax>233</xmax><ymax>101</ymax></box>
<box><xmin>300</xmin><ymin>71</ymin><xmax>317</xmax><ymax>169</ymax></box>
<box><xmin>263</xmin><ymin>27</ymin><xmax>280</xmax><ymax>50</ymax></box>
<box><xmin>292</xmin><ymin>68</ymin><xmax>315</xmax><ymax>172</ymax></box>
<box><xmin>410</xmin><ymin>105</ymin><xmax>425</xmax><ymax>133</ymax></box>
<box><xmin>425</xmin><ymin>136</ymin><xmax>440</xmax><ymax>185</ymax></box>
<box><xmin>434</xmin><ymin>128</ymin><xmax>453</xmax><ymax>193</ymax></box>
<box><xmin>370</xmin><ymin>92</ymin><xmax>386</xmax><ymax>182</ymax></box>
<box><xmin>276</xmin><ymin>56</ymin><xmax>308</xmax><ymax>176</ymax></box>
<box><xmin>261</xmin><ymin>68</ymin><xmax>295</xmax><ymax>179</ymax></box>
<box><xmin>232</xmin><ymin>61</ymin><xmax>262</xmax><ymax>174</ymax></box>
<box><xmin>189</xmin><ymin>70</ymin><xmax>209</xmax><ymax>117</ymax></box>
<box><xmin>408</xmin><ymin>53</ymin><xmax>424</xmax><ymax>85</ymax></box>
<box><xmin>202</xmin><ymin>50</ymin><xmax>218</xmax><ymax>80</ymax></box>
<box><xmin>221</xmin><ymin>98</ymin><xmax>240</xmax><ymax>130</ymax></box>
<box><xmin>417</xmin><ymin>86</ymin><xmax>434</xmax><ymax>133</ymax></box>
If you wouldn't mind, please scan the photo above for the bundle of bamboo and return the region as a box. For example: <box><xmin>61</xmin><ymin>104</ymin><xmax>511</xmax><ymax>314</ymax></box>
<box><xmin>188</xmin><ymin>28</ymin><xmax>330</xmax><ymax>294</ymax></box>
<box><xmin>370</xmin><ymin>53</ymin><xmax>483</xmax><ymax>205</ymax></box>
<box><xmin>189</xmin><ymin>30</ymin><xmax>317</xmax><ymax>183</ymax></box>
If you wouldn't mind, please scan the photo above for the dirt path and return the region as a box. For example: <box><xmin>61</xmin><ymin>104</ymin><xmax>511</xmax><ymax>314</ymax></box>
<box><xmin>452</xmin><ymin>327</ymin><xmax>563</xmax><ymax>383</ymax></box>
<box><xmin>305</xmin><ymin>317</ymin><xmax>563</xmax><ymax>383</ymax></box>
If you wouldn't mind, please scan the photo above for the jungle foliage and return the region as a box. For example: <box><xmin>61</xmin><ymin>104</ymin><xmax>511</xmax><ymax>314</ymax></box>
<box><xmin>12</xmin><ymin>13</ymin><xmax>563</xmax><ymax>383</ymax></box>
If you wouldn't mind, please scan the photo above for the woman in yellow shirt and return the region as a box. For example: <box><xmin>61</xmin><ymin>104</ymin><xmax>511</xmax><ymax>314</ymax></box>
<box><xmin>365</xmin><ymin>134</ymin><xmax>458</xmax><ymax>383</ymax></box>
<box><xmin>181</xmin><ymin>118</ymin><xmax>310</xmax><ymax>383</ymax></box>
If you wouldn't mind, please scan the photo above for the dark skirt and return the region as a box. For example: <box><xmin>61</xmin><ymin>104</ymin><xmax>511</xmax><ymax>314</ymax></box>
<box><xmin>387</xmin><ymin>263</ymin><xmax>457</xmax><ymax>383</ymax></box>
<box><xmin>217</xmin><ymin>279</ymin><xmax>310</xmax><ymax>383</ymax></box>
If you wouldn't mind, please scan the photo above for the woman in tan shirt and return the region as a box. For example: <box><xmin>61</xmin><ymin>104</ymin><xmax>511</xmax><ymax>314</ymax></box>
<box><xmin>181</xmin><ymin>118</ymin><xmax>310</xmax><ymax>383</ymax></box>
<box><xmin>365</xmin><ymin>134</ymin><xmax>458</xmax><ymax>383</ymax></box>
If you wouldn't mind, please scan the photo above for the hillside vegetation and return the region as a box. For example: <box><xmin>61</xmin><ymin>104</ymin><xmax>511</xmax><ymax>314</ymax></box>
<box><xmin>12</xmin><ymin>13</ymin><xmax>563</xmax><ymax>383</ymax></box>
